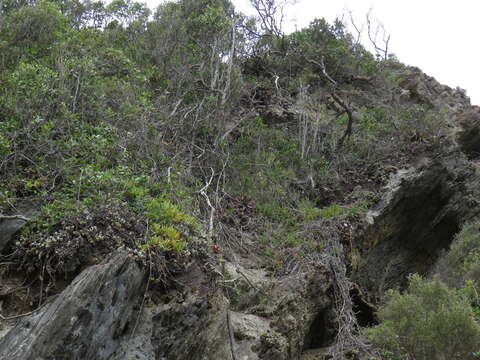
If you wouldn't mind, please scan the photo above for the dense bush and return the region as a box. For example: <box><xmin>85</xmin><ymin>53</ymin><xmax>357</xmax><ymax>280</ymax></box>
<box><xmin>436</xmin><ymin>221</ymin><xmax>480</xmax><ymax>288</ymax></box>
<box><xmin>366</xmin><ymin>274</ymin><xmax>480</xmax><ymax>360</ymax></box>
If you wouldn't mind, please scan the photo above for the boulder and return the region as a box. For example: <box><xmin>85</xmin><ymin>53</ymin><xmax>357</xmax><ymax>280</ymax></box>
<box><xmin>0</xmin><ymin>250</ymin><xmax>144</xmax><ymax>360</ymax></box>
<box><xmin>0</xmin><ymin>204</ymin><xmax>39</xmax><ymax>253</ymax></box>
<box><xmin>0</xmin><ymin>217</ymin><xmax>27</xmax><ymax>253</ymax></box>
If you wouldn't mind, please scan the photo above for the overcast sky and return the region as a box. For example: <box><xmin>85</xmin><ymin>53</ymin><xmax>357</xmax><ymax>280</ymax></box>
<box><xmin>147</xmin><ymin>0</ymin><xmax>480</xmax><ymax>105</ymax></box>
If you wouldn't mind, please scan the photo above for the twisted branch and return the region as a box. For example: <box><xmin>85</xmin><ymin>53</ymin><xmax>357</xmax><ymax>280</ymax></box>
<box><xmin>305</xmin><ymin>56</ymin><xmax>354</xmax><ymax>148</ymax></box>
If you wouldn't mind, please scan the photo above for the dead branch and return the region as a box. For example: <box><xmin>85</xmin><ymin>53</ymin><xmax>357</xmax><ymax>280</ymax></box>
<box><xmin>169</xmin><ymin>99</ymin><xmax>183</xmax><ymax>118</ymax></box>
<box><xmin>331</xmin><ymin>92</ymin><xmax>354</xmax><ymax>148</ymax></box>
<box><xmin>249</xmin><ymin>0</ymin><xmax>297</xmax><ymax>37</ymax></box>
<box><xmin>366</xmin><ymin>8</ymin><xmax>390</xmax><ymax>60</ymax></box>
<box><xmin>0</xmin><ymin>295</ymin><xmax>58</xmax><ymax>321</ymax></box>
<box><xmin>305</xmin><ymin>56</ymin><xmax>354</xmax><ymax>148</ymax></box>
<box><xmin>325</xmin><ymin>236</ymin><xmax>372</xmax><ymax>359</ymax></box>
<box><xmin>305</xmin><ymin>56</ymin><xmax>337</xmax><ymax>87</ymax></box>
<box><xmin>214</xmin><ymin>152</ymin><xmax>229</xmax><ymax>211</ymax></box>
<box><xmin>221</xmin><ymin>19</ymin><xmax>237</xmax><ymax>107</ymax></box>
<box><xmin>346</xmin><ymin>9</ymin><xmax>363</xmax><ymax>45</ymax></box>
<box><xmin>234</xmin><ymin>266</ymin><xmax>268</xmax><ymax>297</ymax></box>
<box><xmin>0</xmin><ymin>310</ymin><xmax>36</xmax><ymax>321</ymax></box>
<box><xmin>199</xmin><ymin>168</ymin><xmax>216</xmax><ymax>238</ymax></box>
<box><xmin>130</xmin><ymin>243</ymin><xmax>152</xmax><ymax>338</ymax></box>
<box><xmin>0</xmin><ymin>214</ymin><xmax>29</xmax><ymax>221</ymax></box>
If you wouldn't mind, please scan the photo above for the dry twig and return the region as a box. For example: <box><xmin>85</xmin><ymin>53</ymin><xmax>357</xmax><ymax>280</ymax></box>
<box><xmin>0</xmin><ymin>214</ymin><xmax>29</xmax><ymax>221</ymax></box>
<box><xmin>325</xmin><ymin>236</ymin><xmax>371</xmax><ymax>359</ymax></box>
<box><xmin>199</xmin><ymin>168</ymin><xmax>216</xmax><ymax>238</ymax></box>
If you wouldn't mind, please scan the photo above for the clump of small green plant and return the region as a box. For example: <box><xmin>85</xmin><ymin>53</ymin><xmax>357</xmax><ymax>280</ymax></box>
<box><xmin>142</xmin><ymin>224</ymin><xmax>187</xmax><ymax>255</ymax></box>
<box><xmin>261</xmin><ymin>224</ymin><xmax>303</xmax><ymax>248</ymax></box>
<box><xmin>366</xmin><ymin>274</ymin><xmax>480</xmax><ymax>360</ymax></box>
<box><xmin>257</xmin><ymin>200</ymin><xmax>295</xmax><ymax>226</ymax></box>
<box><xmin>317</xmin><ymin>204</ymin><xmax>346</xmax><ymax>218</ymax></box>
<box><xmin>145</xmin><ymin>197</ymin><xmax>199</xmax><ymax>229</ymax></box>
<box><xmin>299</xmin><ymin>200</ymin><xmax>367</xmax><ymax>222</ymax></box>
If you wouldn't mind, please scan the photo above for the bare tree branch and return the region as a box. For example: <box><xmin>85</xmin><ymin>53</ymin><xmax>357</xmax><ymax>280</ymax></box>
<box><xmin>0</xmin><ymin>214</ymin><xmax>29</xmax><ymax>221</ymax></box>
<box><xmin>305</xmin><ymin>55</ymin><xmax>354</xmax><ymax>148</ymax></box>
<box><xmin>199</xmin><ymin>168</ymin><xmax>216</xmax><ymax>238</ymax></box>
<box><xmin>249</xmin><ymin>0</ymin><xmax>297</xmax><ymax>37</ymax></box>
<box><xmin>366</xmin><ymin>8</ymin><xmax>390</xmax><ymax>60</ymax></box>
<box><xmin>331</xmin><ymin>92</ymin><xmax>354</xmax><ymax>148</ymax></box>
<box><xmin>345</xmin><ymin>9</ymin><xmax>363</xmax><ymax>45</ymax></box>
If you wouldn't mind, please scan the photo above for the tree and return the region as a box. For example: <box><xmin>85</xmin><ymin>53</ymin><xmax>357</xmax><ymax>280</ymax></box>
<box><xmin>249</xmin><ymin>0</ymin><xmax>297</xmax><ymax>36</ymax></box>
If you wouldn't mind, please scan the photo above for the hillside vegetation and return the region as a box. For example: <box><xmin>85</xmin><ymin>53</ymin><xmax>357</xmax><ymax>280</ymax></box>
<box><xmin>1</xmin><ymin>1</ymin><xmax>480</xmax><ymax>359</ymax></box>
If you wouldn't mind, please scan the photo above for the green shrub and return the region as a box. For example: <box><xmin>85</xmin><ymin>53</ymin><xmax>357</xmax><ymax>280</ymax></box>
<box><xmin>366</xmin><ymin>274</ymin><xmax>480</xmax><ymax>360</ymax></box>
<box><xmin>436</xmin><ymin>221</ymin><xmax>480</xmax><ymax>288</ymax></box>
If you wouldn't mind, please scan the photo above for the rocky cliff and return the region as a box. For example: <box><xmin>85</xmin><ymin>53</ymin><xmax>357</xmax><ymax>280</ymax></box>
<box><xmin>1</xmin><ymin>1</ymin><xmax>480</xmax><ymax>359</ymax></box>
<box><xmin>1</xmin><ymin>93</ymin><xmax>479</xmax><ymax>359</ymax></box>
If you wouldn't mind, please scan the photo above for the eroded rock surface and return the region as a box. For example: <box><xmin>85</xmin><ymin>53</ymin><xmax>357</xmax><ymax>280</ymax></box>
<box><xmin>0</xmin><ymin>248</ymin><xmax>337</xmax><ymax>360</ymax></box>
<box><xmin>148</xmin><ymin>261</ymin><xmax>334</xmax><ymax>360</ymax></box>
<box><xmin>0</xmin><ymin>204</ymin><xmax>38</xmax><ymax>253</ymax></box>
<box><xmin>151</xmin><ymin>290</ymin><xmax>231</xmax><ymax>359</ymax></box>
<box><xmin>0</xmin><ymin>218</ymin><xmax>27</xmax><ymax>254</ymax></box>
<box><xmin>0</xmin><ymin>250</ymin><xmax>144</xmax><ymax>360</ymax></box>
<box><xmin>354</xmin><ymin>153</ymin><xmax>480</xmax><ymax>297</ymax></box>
<box><xmin>457</xmin><ymin>107</ymin><xmax>480</xmax><ymax>158</ymax></box>
<box><xmin>399</xmin><ymin>67</ymin><xmax>470</xmax><ymax>113</ymax></box>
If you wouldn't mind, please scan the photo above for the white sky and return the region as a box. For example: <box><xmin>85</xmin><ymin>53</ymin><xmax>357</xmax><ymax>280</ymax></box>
<box><xmin>146</xmin><ymin>0</ymin><xmax>480</xmax><ymax>105</ymax></box>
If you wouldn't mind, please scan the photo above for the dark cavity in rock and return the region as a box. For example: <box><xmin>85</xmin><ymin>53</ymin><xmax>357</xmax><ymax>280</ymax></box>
<box><xmin>350</xmin><ymin>286</ymin><xmax>377</xmax><ymax>327</ymax></box>
<box><xmin>354</xmin><ymin>163</ymin><xmax>463</xmax><ymax>298</ymax></box>
<box><xmin>303</xmin><ymin>308</ymin><xmax>337</xmax><ymax>350</ymax></box>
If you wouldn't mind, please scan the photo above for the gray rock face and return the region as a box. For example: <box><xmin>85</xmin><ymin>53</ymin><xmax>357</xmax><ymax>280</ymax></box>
<box><xmin>108</xmin><ymin>306</ymin><xmax>156</xmax><ymax>360</ymax></box>
<box><xmin>146</xmin><ymin>261</ymin><xmax>333</xmax><ymax>360</ymax></box>
<box><xmin>148</xmin><ymin>261</ymin><xmax>333</xmax><ymax>360</ymax></box>
<box><xmin>0</xmin><ymin>204</ymin><xmax>39</xmax><ymax>253</ymax></box>
<box><xmin>0</xmin><ymin>250</ymin><xmax>336</xmax><ymax>360</ymax></box>
<box><xmin>354</xmin><ymin>154</ymin><xmax>480</xmax><ymax>297</ymax></box>
<box><xmin>0</xmin><ymin>250</ymin><xmax>144</xmax><ymax>360</ymax></box>
<box><xmin>0</xmin><ymin>218</ymin><xmax>27</xmax><ymax>253</ymax></box>
<box><xmin>152</xmin><ymin>295</ymin><xmax>231</xmax><ymax>360</ymax></box>
<box><xmin>399</xmin><ymin>67</ymin><xmax>471</xmax><ymax>113</ymax></box>
<box><xmin>457</xmin><ymin>107</ymin><xmax>480</xmax><ymax>158</ymax></box>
